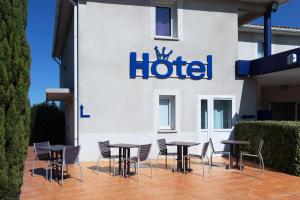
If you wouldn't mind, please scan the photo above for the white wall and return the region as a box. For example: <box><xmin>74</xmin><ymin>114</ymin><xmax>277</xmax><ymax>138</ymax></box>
<box><xmin>238</xmin><ymin>31</ymin><xmax>300</xmax><ymax>60</ymax></box>
<box><xmin>60</xmin><ymin>20</ymin><xmax>75</xmax><ymax>145</ymax></box>
<box><xmin>75</xmin><ymin>0</ymin><xmax>257</xmax><ymax>161</ymax></box>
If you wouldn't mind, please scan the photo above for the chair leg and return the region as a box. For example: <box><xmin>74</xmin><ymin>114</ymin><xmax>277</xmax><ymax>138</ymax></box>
<box><xmin>45</xmin><ymin>168</ymin><xmax>48</xmax><ymax>180</ymax></box>
<box><xmin>122</xmin><ymin>160</ymin><xmax>125</xmax><ymax>178</ymax></box>
<box><xmin>32</xmin><ymin>157</ymin><xmax>36</xmax><ymax>177</ymax></box>
<box><xmin>228</xmin><ymin>153</ymin><xmax>231</xmax><ymax>170</ymax></box>
<box><xmin>109</xmin><ymin>158</ymin><xmax>111</xmax><ymax>173</ymax></box>
<box><xmin>96</xmin><ymin>156</ymin><xmax>101</xmax><ymax>174</ymax></box>
<box><xmin>183</xmin><ymin>156</ymin><xmax>186</xmax><ymax>174</ymax></box>
<box><xmin>137</xmin><ymin>161</ymin><xmax>139</xmax><ymax>182</ymax></box>
<box><xmin>61</xmin><ymin>165</ymin><xmax>64</xmax><ymax>185</ymax></box>
<box><xmin>150</xmin><ymin>160</ymin><xmax>153</xmax><ymax>179</ymax></box>
<box><xmin>156</xmin><ymin>154</ymin><xmax>159</xmax><ymax>170</ymax></box>
<box><xmin>78</xmin><ymin>163</ymin><xmax>83</xmax><ymax>182</ymax></box>
<box><xmin>113</xmin><ymin>158</ymin><xmax>115</xmax><ymax>176</ymax></box>
<box><xmin>50</xmin><ymin>164</ymin><xmax>52</xmax><ymax>182</ymax></box>
<box><xmin>165</xmin><ymin>155</ymin><xmax>168</xmax><ymax>169</ymax></box>
<box><xmin>240</xmin><ymin>154</ymin><xmax>243</xmax><ymax>173</ymax></box>
<box><xmin>202</xmin><ymin>159</ymin><xmax>205</xmax><ymax>176</ymax></box>
<box><xmin>173</xmin><ymin>155</ymin><xmax>176</xmax><ymax>172</ymax></box>
<box><xmin>260</xmin><ymin>155</ymin><xmax>264</xmax><ymax>174</ymax></box>
<box><xmin>210</xmin><ymin>152</ymin><xmax>213</xmax><ymax>169</ymax></box>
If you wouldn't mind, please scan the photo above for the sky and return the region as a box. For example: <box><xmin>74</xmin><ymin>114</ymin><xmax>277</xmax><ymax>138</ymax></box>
<box><xmin>26</xmin><ymin>0</ymin><xmax>300</xmax><ymax>105</ymax></box>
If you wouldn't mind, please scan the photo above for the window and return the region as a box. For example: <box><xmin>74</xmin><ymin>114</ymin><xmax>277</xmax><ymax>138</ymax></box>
<box><xmin>258</xmin><ymin>41</ymin><xmax>264</xmax><ymax>58</ymax></box>
<box><xmin>159</xmin><ymin>96</ymin><xmax>175</xmax><ymax>129</ymax></box>
<box><xmin>156</xmin><ymin>7</ymin><xmax>171</xmax><ymax>37</ymax></box>
<box><xmin>201</xmin><ymin>100</ymin><xmax>208</xmax><ymax>129</ymax></box>
<box><xmin>155</xmin><ymin>2</ymin><xmax>178</xmax><ymax>38</ymax></box>
<box><xmin>213</xmin><ymin>100</ymin><xmax>232</xmax><ymax>129</ymax></box>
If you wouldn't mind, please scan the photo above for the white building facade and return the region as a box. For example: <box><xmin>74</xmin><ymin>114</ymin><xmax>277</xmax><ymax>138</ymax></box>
<box><xmin>48</xmin><ymin>0</ymin><xmax>300</xmax><ymax>161</ymax></box>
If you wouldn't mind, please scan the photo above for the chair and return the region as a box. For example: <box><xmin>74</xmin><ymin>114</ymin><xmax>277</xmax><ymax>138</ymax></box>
<box><xmin>32</xmin><ymin>142</ymin><xmax>51</xmax><ymax>178</ymax></box>
<box><xmin>50</xmin><ymin>146</ymin><xmax>83</xmax><ymax>185</ymax></box>
<box><xmin>156</xmin><ymin>139</ymin><xmax>177</xmax><ymax>171</ymax></box>
<box><xmin>240</xmin><ymin>139</ymin><xmax>264</xmax><ymax>174</ymax></box>
<box><xmin>96</xmin><ymin>141</ymin><xmax>119</xmax><ymax>176</ymax></box>
<box><xmin>184</xmin><ymin>142</ymin><xmax>209</xmax><ymax>176</ymax></box>
<box><xmin>122</xmin><ymin>144</ymin><xmax>152</xmax><ymax>181</ymax></box>
<box><xmin>209</xmin><ymin>138</ymin><xmax>231</xmax><ymax>169</ymax></box>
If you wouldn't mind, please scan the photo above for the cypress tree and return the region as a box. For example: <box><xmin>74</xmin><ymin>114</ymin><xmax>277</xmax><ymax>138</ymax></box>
<box><xmin>0</xmin><ymin>0</ymin><xmax>31</xmax><ymax>199</ymax></box>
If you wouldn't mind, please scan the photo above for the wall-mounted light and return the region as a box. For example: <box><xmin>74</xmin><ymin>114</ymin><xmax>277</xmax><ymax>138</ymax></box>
<box><xmin>271</xmin><ymin>1</ymin><xmax>279</xmax><ymax>12</ymax></box>
<box><xmin>280</xmin><ymin>85</ymin><xmax>289</xmax><ymax>92</ymax></box>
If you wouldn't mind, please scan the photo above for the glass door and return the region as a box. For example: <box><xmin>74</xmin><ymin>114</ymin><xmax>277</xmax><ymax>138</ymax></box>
<box><xmin>198</xmin><ymin>95</ymin><xmax>236</xmax><ymax>151</ymax></box>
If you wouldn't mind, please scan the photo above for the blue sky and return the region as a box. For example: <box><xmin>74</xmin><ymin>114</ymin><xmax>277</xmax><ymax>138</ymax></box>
<box><xmin>26</xmin><ymin>0</ymin><xmax>300</xmax><ymax>105</ymax></box>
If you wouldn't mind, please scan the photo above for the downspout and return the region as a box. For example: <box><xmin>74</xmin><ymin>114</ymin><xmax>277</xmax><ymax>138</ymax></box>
<box><xmin>69</xmin><ymin>0</ymin><xmax>79</xmax><ymax>146</ymax></box>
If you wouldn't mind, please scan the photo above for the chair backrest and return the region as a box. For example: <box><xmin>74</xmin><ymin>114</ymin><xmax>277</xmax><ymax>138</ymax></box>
<box><xmin>209</xmin><ymin>138</ymin><xmax>215</xmax><ymax>153</ymax></box>
<box><xmin>257</xmin><ymin>139</ymin><xmax>264</xmax><ymax>155</ymax></box>
<box><xmin>63</xmin><ymin>146</ymin><xmax>80</xmax><ymax>165</ymax></box>
<box><xmin>157</xmin><ymin>139</ymin><xmax>167</xmax><ymax>155</ymax></box>
<box><xmin>201</xmin><ymin>142</ymin><xmax>209</xmax><ymax>157</ymax></box>
<box><xmin>33</xmin><ymin>142</ymin><xmax>50</xmax><ymax>156</ymax></box>
<box><xmin>98</xmin><ymin>140</ymin><xmax>111</xmax><ymax>158</ymax></box>
<box><xmin>138</xmin><ymin>144</ymin><xmax>152</xmax><ymax>162</ymax></box>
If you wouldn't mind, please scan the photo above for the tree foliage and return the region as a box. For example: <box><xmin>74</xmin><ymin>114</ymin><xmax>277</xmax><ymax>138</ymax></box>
<box><xmin>30</xmin><ymin>102</ymin><xmax>65</xmax><ymax>145</ymax></box>
<box><xmin>0</xmin><ymin>0</ymin><xmax>30</xmax><ymax>198</ymax></box>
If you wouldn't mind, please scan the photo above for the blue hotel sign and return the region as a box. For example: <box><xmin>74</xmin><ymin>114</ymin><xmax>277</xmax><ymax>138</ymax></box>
<box><xmin>130</xmin><ymin>47</ymin><xmax>212</xmax><ymax>80</ymax></box>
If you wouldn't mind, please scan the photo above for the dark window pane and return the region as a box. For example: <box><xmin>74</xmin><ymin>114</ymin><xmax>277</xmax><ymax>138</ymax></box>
<box><xmin>156</xmin><ymin>7</ymin><xmax>171</xmax><ymax>36</ymax></box>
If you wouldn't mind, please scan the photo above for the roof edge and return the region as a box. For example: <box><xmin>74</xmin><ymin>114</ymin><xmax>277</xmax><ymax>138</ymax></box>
<box><xmin>239</xmin><ymin>24</ymin><xmax>300</xmax><ymax>36</ymax></box>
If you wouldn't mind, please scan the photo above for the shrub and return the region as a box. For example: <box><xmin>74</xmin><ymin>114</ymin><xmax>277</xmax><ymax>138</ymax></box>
<box><xmin>30</xmin><ymin>102</ymin><xmax>65</xmax><ymax>145</ymax></box>
<box><xmin>235</xmin><ymin>121</ymin><xmax>300</xmax><ymax>176</ymax></box>
<box><xmin>0</xmin><ymin>0</ymin><xmax>31</xmax><ymax>198</ymax></box>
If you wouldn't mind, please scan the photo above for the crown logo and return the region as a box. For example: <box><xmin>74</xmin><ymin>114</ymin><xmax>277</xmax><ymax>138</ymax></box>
<box><xmin>154</xmin><ymin>46</ymin><xmax>173</xmax><ymax>60</ymax></box>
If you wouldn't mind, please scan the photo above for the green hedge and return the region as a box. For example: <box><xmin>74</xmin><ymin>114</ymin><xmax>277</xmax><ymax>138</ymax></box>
<box><xmin>235</xmin><ymin>121</ymin><xmax>300</xmax><ymax>176</ymax></box>
<box><xmin>30</xmin><ymin>103</ymin><xmax>65</xmax><ymax>145</ymax></box>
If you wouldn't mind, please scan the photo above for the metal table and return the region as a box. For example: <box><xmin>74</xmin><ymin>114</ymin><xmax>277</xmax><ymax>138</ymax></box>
<box><xmin>109</xmin><ymin>143</ymin><xmax>139</xmax><ymax>177</ymax></box>
<box><xmin>37</xmin><ymin>145</ymin><xmax>71</xmax><ymax>179</ymax></box>
<box><xmin>166</xmin><ymin>141</ymin><xmax>200</xmax><ymax>172</ymax></box>
<box><xmin>221</xmin><ymin>140</ymin><xmax>250</xmax><ymax>169</ymax></box>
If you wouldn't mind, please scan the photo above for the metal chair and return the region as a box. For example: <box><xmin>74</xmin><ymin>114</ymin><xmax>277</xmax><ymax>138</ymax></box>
<box><xmin>96</xmin><ymin>140</ymin><xmax>119</xmax><ymax>176</ymax></box>
<box><xmin>122</xmin><ymin>144</ymin><xmax>152</xmax><ymax>181</ymax></box>
<box><xmin>32</xmin><ymin>142</ymin><xmax>50</xmax><ymax>178</ymax></box>
<box><xmin>240</xmin><ymin>139</ymin><xmax>264</xmax><ymax>174</ymax></box>
<box><xmin>209</xmin><ymin>138</ymin><xmax>231</xmax><ymax>169</ymax></box>
<box><xmin>184</xmin><ymin>142</ymin><xmax>209</xmax><ymax>176</ymax></box>
<box><xmin>50</xmin><ymin>146</ymin><xmax>83</xmax><ymax>185</ymax></box>
<box><xmin>156</xmin><ymin>139</ymin><xmax>177</xmax><ymax>171</ymax></box>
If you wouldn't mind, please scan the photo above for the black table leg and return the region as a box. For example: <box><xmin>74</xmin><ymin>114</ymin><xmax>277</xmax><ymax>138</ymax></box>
<box><xmin>183</xmin><ymin>146</ymin><xmax>190</xmax><ymax>172</ymax></box>
<box><xmin>126</xmin><ymin>148</ymin><xmax>130</xmax><ymax>174</ymax></box>
<box><xmin>118</xmin><ymin>147</ymin><xmax>122</xmax><ymax>175</ymax></box>
<box><xmin>235</xmin><ymin>144</ymin><xmax>241</xmax><ymax>168</ymax></box>
<box><xmin>165</xmin><ymin>155</ymin><xmax>168</xmax><ymax>169</ymax></box>
<box><xmin>177</xmin><ymin>145</ymin><xmax>182</xmax><ymax>171</ymax></box>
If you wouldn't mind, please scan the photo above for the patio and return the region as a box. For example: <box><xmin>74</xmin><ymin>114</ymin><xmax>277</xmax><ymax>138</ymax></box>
<box><xmin>21</xmin><ymin>146</ymin><xmax>300</xmax><ymax>200</ymax></box>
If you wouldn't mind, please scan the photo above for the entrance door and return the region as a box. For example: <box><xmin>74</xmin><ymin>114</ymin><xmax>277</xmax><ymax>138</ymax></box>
<box><xmin>271</xmin><ymin>102</ymin><xmax>296</xmax><ymax>121</ymax></box>
<box><xmin>197</xmin><ymin>95</ymin><xmax>236</xmax><ymax>152</ymax></box>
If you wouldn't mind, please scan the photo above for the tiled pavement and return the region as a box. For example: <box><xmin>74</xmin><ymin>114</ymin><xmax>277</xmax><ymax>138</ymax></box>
<box><xmin>21</xmin><ymin>147</ymin><xmax>300</xmax><ymax>200</ymax></box>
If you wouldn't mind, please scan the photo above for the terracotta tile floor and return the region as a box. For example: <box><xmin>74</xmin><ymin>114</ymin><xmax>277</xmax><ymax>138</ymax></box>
<box><xmin>21</xmin><ymin>147</ymin><xmax>300</xmax><ymax>200</ymax></box>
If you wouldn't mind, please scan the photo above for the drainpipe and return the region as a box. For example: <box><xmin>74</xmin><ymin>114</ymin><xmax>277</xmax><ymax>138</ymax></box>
<box><xmin>69</xmin><ymin>0</ymin><xmax>79</xmax><ymax>146</ymax></box>
<box><xmin>264</xmin><ymin>11</ymin><xmax>272</xmax><ymax>57</ymax></box>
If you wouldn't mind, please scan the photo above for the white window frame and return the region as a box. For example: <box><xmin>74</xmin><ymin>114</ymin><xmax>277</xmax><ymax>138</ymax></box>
<box><xmin>153</xmin><ymin>0</ymin><xmax>180</xmax><ymax>40</ymax></box>
<box><xmin>197</xmin><ymin>95</ymin><xmax>236</xmax><ymax>133</ymax></box>
<box><xmin>159</xmin><ymin>96</ymin><xmax>173</xmax><ymax>129</ymax></box>
<box><xmin>212</xmin><ymin>96</ymin><xmax>235</xmax><ymax>131</ymax></box>
<box><xmin>154</xmin><ymin>90</ymin><xmax>180</xmax><ymax>133</ymax></box>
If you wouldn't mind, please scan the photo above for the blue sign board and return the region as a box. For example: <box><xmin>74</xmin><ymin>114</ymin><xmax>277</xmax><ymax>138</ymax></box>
<box><xmin>130</xmin><ymin>47</ymin><xmax>212</xmax><ymax>80</ymax></box>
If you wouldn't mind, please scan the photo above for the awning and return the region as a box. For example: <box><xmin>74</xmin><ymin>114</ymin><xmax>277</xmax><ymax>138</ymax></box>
<box><xmin>46</xmin><ymin>88</ymin><xmax>72</xmax><ymax>101</ymax></box>
<box><xmin>236</xmin><ymin>47</ymin><xmax>300</xmax><ymax>78</ymax></box>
